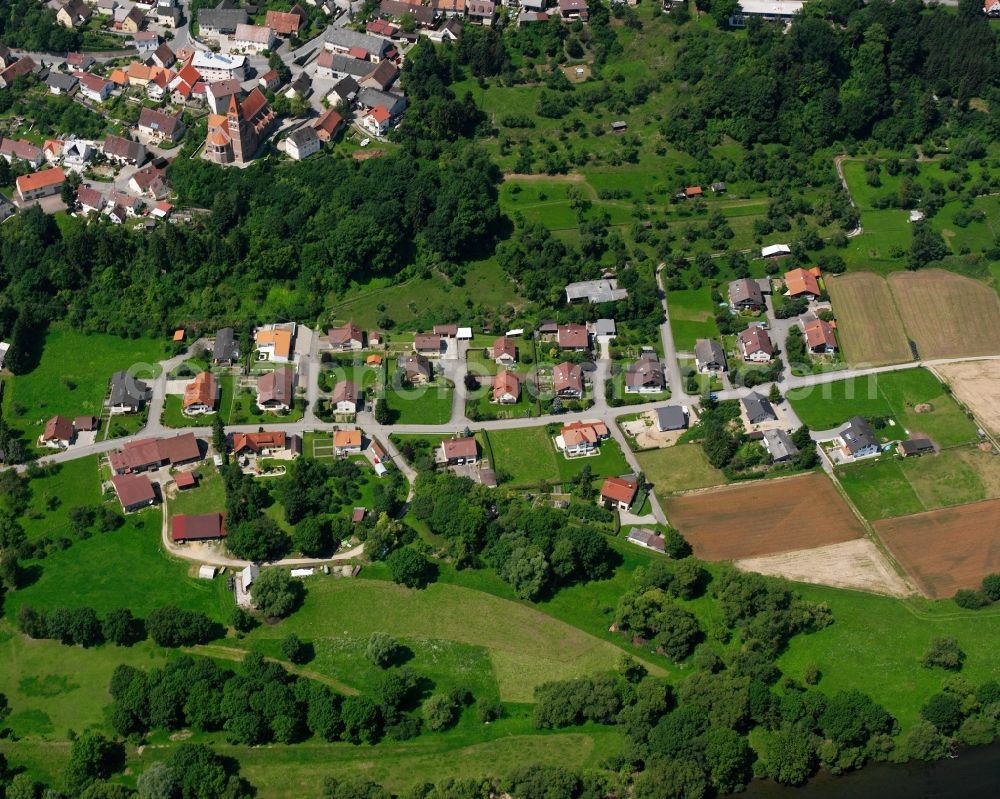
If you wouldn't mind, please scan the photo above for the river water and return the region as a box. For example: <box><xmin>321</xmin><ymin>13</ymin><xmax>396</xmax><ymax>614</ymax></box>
<box><xmin>739</xmin><ymin>741</ymin><xmax>1000</xmax><ymax>798</ymax></box>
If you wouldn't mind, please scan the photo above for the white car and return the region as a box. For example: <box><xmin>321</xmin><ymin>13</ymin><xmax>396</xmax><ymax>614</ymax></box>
<box><xmin>359</xmin><ymin>137</ymin><xmax>370</xmax><ymax>147</ymax></box>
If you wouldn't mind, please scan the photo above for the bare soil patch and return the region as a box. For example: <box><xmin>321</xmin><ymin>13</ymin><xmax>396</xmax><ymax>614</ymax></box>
<box><xmin>935</xmin><ymin>360</ymin><xmax>1000</xmax><ymax>436</ymax></box>
<box><xmin>664</xmin><ymin>473</ymin><xmax>866</xmax><ymax>561</ymax></box>
<box><xmin>875</xmin><ymin>497</ymin><xmax>1000</xmax><ymax>598</ymax></box>
<box><xmin>889</xmin><ymin>270</ymin><xmax>1000</xmax><ymax>360</ymax></box>
<box><xmin>736</xmin><ymin>538</ymin><xmax>915</xmax><ymax>597</ymax></box>
<box><xmin>827</xmin><ymin>273</ymin><xmax>911</xmax><ymax>366</ymax></box>
<box><xmin>352</xmin><ymin>148</ymin><xmax>386</xmax><ymax>160</ymax></box>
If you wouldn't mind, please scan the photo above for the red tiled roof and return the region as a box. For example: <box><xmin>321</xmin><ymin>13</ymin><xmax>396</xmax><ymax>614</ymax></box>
<box><xmin>183</xmin><ymin>371</ymin><xmax>217</xmax><ymax>409</ymax></box>
<box><xmin>266</xmin><ymin>8</ymin><xmax>301</xmax><ymax>33</ymax></box>
<box><xmin>492</xmin><ymin>336</ymin><xmax>516</xmax><ymax>360</ymax></box>
<box><xmin>172</xmin><ymin>512</ymin><xmax>225</xmax><ymax>541</ymax></box>
<box><xmin>803</xmin><ymin>318</ymin><xmax>837</xmax><ymax>350</ymax></box>
<box><xmin>601</xmin><ymin>476</ymin><xmax>637</xmax><ymax>504</ymax></box>
<box><xmin>111</xmin><ymin>473</ymin><xmax>156</xmax><ymax>508</ymax></box>
<box><xmin>785</xmin><ymin>267</ymin><xmax>820</xmax><ymax>297</ymax></box>
<box><xmin>492</xmin><ymin>369</ymin><xmax>520</xmax><ymax>401</ymax></box>
<box><xmin>442</xmin><ymin>437</ymin><xmax>477</xmax><ymax>460</ymax></box>
<box><xmin>232</xmin><ymin>431</ymin><xmax>287</xmax><ymax>454</ymax></box>
<box><xmin>16</xmin><ymin>167</ymin><xmax>65</xmax><ymax>194</ymax></box>
<box><xmin>553</xmin><ymin>362</ymin><xmax>583</xmax><ymax>393</ymax></box>
<box><xmin>42</xmin><ymin>415</ymin><xmax>73</xmax><ymax>442</ymax></box>
<box><xmin>174</xmin><ymin>470</ymin><xmax>197</xmax><ymax>488</ymax></box>
<box><xmin>738</xmin><ymin>326</ymin><xmax>773</xmax><ymax>356</ymax></box>
<box><xmin>557</xmin><ymin>324</ymin><xmax>588</xmax><ymax>349</ymax></box>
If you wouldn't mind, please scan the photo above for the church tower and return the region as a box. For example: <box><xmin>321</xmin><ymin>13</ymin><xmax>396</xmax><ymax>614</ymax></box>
<box><xmin>227</xmin><ymin>94</ymin><xmax>246</xmax><ymax>165</ymax></box>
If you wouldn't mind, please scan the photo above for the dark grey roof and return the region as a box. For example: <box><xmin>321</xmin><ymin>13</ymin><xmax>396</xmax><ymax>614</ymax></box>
<box><xmin>322</xmin><ymin>54</ymin><xmax>372</xmax><ymax>77</ymax></box>
<box><xmin>742</xmin><ymin>391</ymin><xmax>776</xmax><ymax>424</ymax></box>
<box><xmin>324</xmin><ymin>28</ymin><xmax>391</xmax><ymax>56</ymax></box>
<box><xmin>842</xmin><ymin>416</ymin><xmax>877</xmax><ymax>454</ymax></box>
<box><xmin>46</xmin><ymin>71</ymin><xmax>78</xmax><ymax>91</ymax></box>
<box><xmin>213</xmin><ymin>327</ymin><xmax>238</xmax><ymax>361</ymax></box>
<box><xmin>625</xmin><ymin>356</ymin><xmax>665</xmax><ymax>390</ymax></box>
<box><xmin>109</xmin><ymin>370</ymin><xmax>149</xmax><ymax>407</ymax></box>
<box><xmin>330</xmin><ymin>76</ymin><xmax>359</xmax><ymax>100</ymax></box>
<box><xmin>694</xmin><ymin>338</ymin><xmax>726</xmax><ymax>370</ymax></box>
<box><xmin>655</xmin><ymin>405</ymin><xmax>687</xmax><ymax>431</ymax></box>
<box><xmin>899</xmin><ymin>438</ymin><xmax>934</xmax><ymax>456</ymax></box>
<box><xmin>762</xmin><ymin>429</ymin><xmax>798</xmax><ymax>461</ymax></box>
<box><xmin>197</xmin><ymin>6</ymin><xmax>247</xmax><ymax>30</ymax></box>
<box><xmin>728</xmin><ymin>278</ymin><xmax>762</xmax><ymax>306</ymax></box>
<box><xmin>288</xmin><ymin>125</ymin><xmax>319</xmax><ymax>146</ymax></box>
<box><xmin>289</xmin><ymin>72</ymin><xmax>311</xmax><ymax>95</ymax></box>
<box><xmin>357</xmin><ymin>87</ymin><xmax>406</xmax><ymax>115</ymax></box>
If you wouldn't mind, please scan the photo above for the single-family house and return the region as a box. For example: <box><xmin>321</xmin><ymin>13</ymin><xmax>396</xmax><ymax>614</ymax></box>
<box><xmin>134</xmin><ymin>32</ymin><xmax>158</xmax><ymax>55</ymax></box>
<box><xmin>45</xmin><ymin>71</ymin><xmax>78</xmax><ymax>95</ymax></box>
<box><xmin>600</xmin><ymin>476</ymin><xmax>637</xmax><ymax>511</ymax></box>
<box><xmin>440</xmin><ymin>436</ymin><xmax>478</xmax><ymax>465</ymax></box>
<box><xmin>232</xmin><ymin>431</ymin><xmax>300</xmax><ymax>457</ymax></box>
<box><xmin>197</xmin><ymin>6</ymin><xmax>248</xmax><ymax>37</ymax></box>
<box><xmin>255</xmin><ymin>323</ymin><xmax>295</xmax><ymax>362</ymax></box>
<box><xmin>258</xmin><ymin>68</ymin><xmax>282</xmax><ymax>92</ymax></box>
<box><xmin>152</xmin><ymin>43</ymin><xmax>176</xmax><ymax>69</ymax></box>
<box><xmin>655</xmin><ymin>405</ymin><xmax>688</xmax><ymax>432</ymax></box>
<box><xmin>266</xmin><ymin>8</ymin><xmax>303</xmax><ymax>35</ymax></box>
<box><xmin>40</xmin><ymin>415</ymin><xmax>74</xmax><ymax>448</ymax></box>
<box><xmin>413</xmin><ymin>333</ymin><xmax>443</xmax><ymax>356</ymax></box>
<box><xmin>213</xmin><ymin>327</ymin><xmax>239</xmax><ymax>364</ymax></box>
<box><xmin>625</xmin><ymin>354</ymin><xmax>666</xmax><ymax>394</ymax></box>
<box><xmin>138</xmin><ymin>107</ymin><xmax>185</xmax><ymax>143</ymax></box>
<box><xmin>694</xmin><ymin>338</ymin><xmax>727</xmax><ymax>374</ymax></box>
<box><xmin>286</xmin><ymin>125</ymin><xmax>321</xmax><ymax>160</ymax></box>
<box><xmin>324</xmin><ymin>28</ymin><xmax>393</xmax><ymax>62</ymax></box>
<box><xmin>66</xmin><ymin>52</ymin><xmax>95</xmax><ymax>71</ymax></box>
<box><xmin>492</xmin><ymin>336</ymin><xmax>516</xmax><ymax>366</ymax></box>
<box><xmin>839</xmin><ymin>416</ymin><xmax>879</xmax><ymax>458</ymax></box>
<box><xmin>0</xmin><ymin>138</ymin><xmax>43</xmax><ymax>168</ymax></box>
<box><xmin>399</xmin><ymin>353</ymin><xmax>432</xmax><ymax>384</ymax></box>
<box><xmin>627</xmin><ymin>527</ymin><xmax>666</xmax><ymax>553</ymax></box>
<box><xmin>986</xmin><ymin>0</ymin><xmax>1000</xmax><ymax>14</ymax></box>
<box><xmin>121</xmin><ymin>6</ymin><xmax>146</xmax><ymax>32</ymax></box>
<box><xmin>77</xmin><ymin>185</ymin><xmax>104</xmax><ymax>214</ymax></box>
<box><xmin>331</xmin><ymin>380</ymin><xmax>361</xmax><ymax>414</ymax></box>
<box><xmin>557</xmin><ymin>420</ymin><xmax>609</xmax><ymax>456</ymax></box>
<box><xmin>257</xmin><ymin>366</ymin><xmax>295</xmax><ymax>411</ymax></box>
<box><xmin>205</xmin><ymin>78</ymin><xmax>241</xmax><ymax>114</ymax></box>
<box><xmin>784</xmin><ymin>267</ymin><xmax>821</xmax><ymax>300</ymax></box>
<box><xmin>711</xmin><ymin>181</ymin><xmax>727</xmax><ymax>193</ymax></box>
<box><xmin>169</xmin><ymin>62</ymin><xmax>202</xmax><ymax>103</ymax></box>
<box><xmin>557</xmin><ymin>323</ymin><xmax>590</xmax><ymax>351</ymax></box>
<box><xmin>108</xmin><ymin>370</ymin><xmax>151</xmax><ymax>413</ymax></box>
<box><xmin>57</xmin><ymin>0</ymin><xmax>92</xmax><ymax>28</ymax></box>
<box><xmin>728</xmin><ymin>278</ymin><xmax>764</xmax><ymax>311</ymax></box>
<box><xmin>16</xmin><ymin>168</ymin><xmax>65</xmax><ymax>202</ymax></box>
<box><xmin>316</xmin><ymin>51</ymin><xmax>370</xmax><ymax>80</ymax></box>
<box><xmin>183</xmin><ymin>371</ymin><xmax>217</xmax><ymax>414</ymax></box>
<box><xmin>96</xmin><ymin>0</ymin><xmax>118</xmax><ymax>13</ymax></box>
<box><xmin>74</xmin><ymin>71</ymin><xmax>113</xmax><ymax>102</ymax></box>
<box><xmin>360</xmin><ymin>59</ymin><xmax>399</xmax><ymax>91</ymax></box>
<box><xmin>762</xmin><ymin>429</ymin><xmax>799</xmax><ymax>463</ymax></box>
<box><xmin>103</xmin><ymin>134</ymin><xmax>146</xmax><ymax>165</ymax></box>
<box><xmin>553</xmin><ymin>362</ymin><xmax>584</xmax><ymax>399</ymax></box>
<box><xmin>327</xmin><ymin>75</ymin><xmax>359</xmax><ymax>106</ymax></box>
<box><xmin>362</xmin><ymin>104</ymin><xmax>392</xmax><ymax>137</ymax></box>
<box><xmin>110</xmin><ymin>473</ymin><xmax>157</xmax><ymax>512</ymax></box>
<box><xmin>156</xmin><ymin>5</ymin><xmax>181</xmax><ymax>26</ymax></box>
<box><xmin>0</xmin><ymin>56</ymin><xmax>35</xmax><ymax>89</ymax></box>
<box><xmin>232</xmin><ymin>23</ymin><xmax>276</xmax><ymax>54</ymax></box>
<box><xmin>493</xmin><ymin>370</ymin><xmax>520</xmax><ymax>404</ymax></box>
<box><xmin>898</xmin><ymin>438</ymin><xmax>935</xmax><ymax>457</ymax></box>
<box><xmin>333</xmin><ymin>428</ymin><xmax>363</xmax><ymax>455</ymax></box>
<box><xmin>803</xmin><ymin>318</ymin><xmax>837</xmax><ymax>354</ymax></box>
<box><xmin>557</xmin><ymin>0</ymin><xmax>587</xmax><ymax>16</ymax></box>
<box><xmin>128</xmin><ymin>163</ymin><xmax>169</xmax><ymax>199</ymax></box>
<box><xmin>313</xmin><ymin>108</ymin><xmax>344</xmax><ymax>142</ymax></box>
<box><xmin>467</xmin><ymin>0</ymin><xmax>496</xmax><ymax>23</ymax></box>
<box><xmin>742</xmin><ymin>391</ymin><xmax>777</xmax><ymax>425</ymax></box>
<box><xmin>738</xmin><ymin>327</ymin><xmax>774</xmax><ymax>362</ymax></box>
<box><xmin>172</xmin><ymin>512</ymin><xmax>226</xmax><ymax>542</ymax></box>
<box><xmin>326</xmin><ymin>322</ymin><xmax>364</xmax><ymax>351</ymax></box>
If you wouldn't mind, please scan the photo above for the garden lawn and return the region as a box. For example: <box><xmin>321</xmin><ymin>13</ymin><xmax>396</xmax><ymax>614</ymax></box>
<box><xmin>384</xmin><ymin>385</ymin><xmax>454</xmax><ymax>425</ymax></box>
<box><xmin>226</xmin><ymin>388</ymin><xmax>304</xmax><ymax>426</ymax></box>
<box><xmin>788</xmin><ymin>368</ymin><xmax>977</xmax><ymax>445</ymax></box>
<box><xmin>2</xmin><ymin>326</ymin><xmax>167</xmax><ymax>445</ymax></box>
<box><xmin>636</xmin><ymin>444</ymin><xmax>727</xmax><ymax>495</ymax></box>
<box><xmin>667</xmin><ymin>286</ymin><xmax>722</xmax><ymax>352</ymax></box>
<box><xmin>168</xmin><ymin>465</ymin><xmax>226</xmax><ymax>517</ymax></box>
<box><xmin>555</xmin><ymin>438</ymin><xmax>631</xmax><ymax>483</ymax></box>
<box><xmin>161</xmin><ymin>375</ymin><xmax>234</xmax><ymax>428</ymax></box>
<box><xmin>483</xmin><ymin>426</ymin><xmax>558</xmax><ymax>486</ymax></box>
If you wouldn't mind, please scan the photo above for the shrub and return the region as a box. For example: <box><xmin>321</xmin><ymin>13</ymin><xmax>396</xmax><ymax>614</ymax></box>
<box><xmin>954</xmin><ymin>589</ymin><xmax>991</xmax><ymax>610</ymax></box>
<box><xmin>922</xmin><ymin>637</ymin><xmax>964</xmax><ymax>671</ymax></box>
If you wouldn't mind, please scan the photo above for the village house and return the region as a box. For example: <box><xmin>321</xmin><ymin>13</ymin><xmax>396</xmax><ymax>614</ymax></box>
<box><xmin>103</xmin><ymin>134</ymin><xmax>147</xmax><ymax>165</ymax></box>
<box><xmin>138</xmin><ymin>107</ymin><xmax>186</xmax><ymax>143</ymax></box>
<box><xmin>108</xmin><ymin>370</ymin><xmax>151</xmax><ymax>414</ymax></box>
<box><xmin>762</xmin><ymin>429</ymin><xmax>799</xmax><ymax>463</ymax></box>
<box><xmin>625</xmin><ymin>354</ymin><xmax>666</xmax><ymax>394</ymax></box>
<box><xmin>129</xmin><ymin>164</ymin><xmax>169</xmax><ymax>199</ymax></box>
<box><xmin>315</xmin><ymin>51</ymin><xmax>371</xmax><ymax>80</ymax></box>
<box><xmin>557</xmin><ymin>323</ymin><xmax>590</xmax><ymax>352</ymax></box>
<box><xmin>172</xmin><ymin>513</ymin><xmax>226</xmax><ymax>543</ymax></box>
<box><xmin>183</xmin><ymin>371</ymin><xmax>218</xmax><ymax>415</ymax></box>
<box><xmin>742</xmin><ymin>392</ymin><xmax>777</xmax><ymax>425</ymax></box>
<box><xmin>106</xmin><ymin>189</ymin><xmax>143</xmax><ymax>216</ymax></box>
<box><xmin>197</xmin><ymin>5</ymin><xmax>248</xmax><ymax>37</ymax></box>
<box><xmin>440</xmin><ymin>436</ymin><xmax>478</xmax><ymax>465</ymax></box>
<box><xmin>694</xmin><ymin>338</ymin><xmax>727</xmax><ymax>374</ymax></box>
<box><xmin>16</xmin><ymin>168</ymin><xmax>65</xmax><ymax>202</ymax></box>
<box><xmin>257</xmin><ymin>366</ymin><xmax>295</xmax><ymax>411</ymax></box>
<box><xmin>325</xmin><ymin>322</ymin><xmax>364</xmax><ymax>351</ymax></box>
<box><xmin>110</xmin><ymin>473</ymin><xmax>157</xmax><ymax>512</ymax></box>
<box><xmin>399</xmin><ymin>353</ymin><xmax>432</xmax><ymax>384</ymax></box>
<box><xmin>77</xmin><ymin>185</ymin><xmax>104</xmax><ymax>214</ymax></box>
<box><xmin>467</xmin><ymin>0</ymin><xmax>496</xmax><ymax>23</ymax></box>
<box><xmin>493</xmin><ymin>370</ymin><xmax>520</xmax><ymax>404</ymax></box>
<box><xmin>839</xmin><ymin>416</ymin><xmax>879</xmax><ymax>459</ymax></box>
<box><xmin>121</xmin><ymin>7</ymin><xmax>146</xmax><ymax>33</ymax></box>
<box><xmin>626</xmin><ymin>527</ymin><xmax>666</xmax><ymax>554</ymax></box>
<box><xmin>413</xmin><ymin>333</ymin><xmax>443</xmax><ymax>357</ymax></box>
<box><xmin>802</xmin><ymin>318</ymin><xmax>838</xmax><ymax>354</ymax></box>
<box><xmin>0</xmin><ymin>56</ymin><xmax>35</xmax><ymax>89</ymax></box>
<box><xmin>333</xmin><ymin>428</ymin><xmax>363</xmax><ymax>456</ymax></box>
<box><xmin>266</xmin><ymin>8</ymin><xmax>303</xmax><ymax>35</ymax></box>
<box><xmin>286</xmin><ymin>125</ymin><xmax>321</xmax><ymax>160</ymax></box>
<box><xmin>331</xmin><ymin>380</ymin><xmax>361</xmax><ymax>414</ymax></box>
<box><xmin>134</xmin><ymin>32</ymin><xmax>158</xmax><ymax>56</ymax></box>
<box><xmin>152</xmin><ymin>44</ymin><xmax>176</xmax><ymax>69</ymax></box>
<box><xmin>556</xmin><ymin>420</ymin><xmax>609</xmax><ymax>457</ymax></box>
<box><xmin>600</xmin><ymin>476</ymin><xmax>638</xmax><ymax>511</ymax></box>
<box><xmin>1</xmin><ymin>138</ymin><xmax>43</xmax><ymax>168</ymax></box>
<box><xmin>557</xmin><ymin>0</ymin><xmax>587</xmax><ymax>16</ymax></box>
<box><xmin>46</xmin><ymin>71</ymin><xmax>78</xmax><ymax>95</ymax></box>
<box><xmin>192</xmin><ymin>51</ymin><xmax>247</xmax><ymax>82</ymax></box>
<box><xmin>75</xmin><ymin>71</ymin><xmax>114</xmax><ymax>103</ymax></box>
<box><xmin>255</xmin><ymin>322</ymin><xmax>295</xmax><ymax>362</ymax></box>
<box><xmin>360</xmin><ymin>60</ymin><xmax>399</xmax><ymax>91</ymax></box>
<box><xmin>552</xmin><ymin>362</ymin><xmax>584</xmax><ymax>399</ymax></box>
<box><xmin>655</xmin><ymin>405</ymin><xmax>688</xmax><ymax>432</ymax></box>
<box><xmin>492</xmin><ymin>336</ymin><xmax>517</xmax><ymax>366</ymax></box>
<box><xmin>232</xmin><ymin>23</ymin><xmax>277</xmax><ymax>54</ymax></box>
<box><xmin>784</xmin><ymin>267</ymin><xmax>822</xmax><ymax>300</ymax></box>
<box><xmin>57</xmin><ymin>0</ymin><xmax>92</xmax><ymax>28</ymax></box>
<box><xmin>109</xmin><ymin>433</ymin><xmax>201</xmax><ymax>474</ymax></box>
<box><xmin>169</xmin><ymin>62</ymin><xmax>202</xmax><ymax>103</ymax></box>
<box><xmin>66</xmin><ymin>52</ymin><xmax>95</xmax><ymax>71</ymax></box>
<box><xmin>728</xmin><ymin>278</ymin><xmax>765</xmax><ymax>311</ymax></box>
<box><xmin>205</xmin><ymin>79</ymin><xmax>241</xmax><ymax>114</ymax></box>
<box><xmin>40</xmin><ymin>415</ymin><xmax>74</xmax><ymax>448</ymax></box>
<box><xmin>358</xmin><ymin>87</ymin><xmax>407</xmax><ymax>118</ymax></box>
<box><xmin>232</xmin><ymin>431</ymin><xmax>301</xmax><ymax>458</ymax></box>
<box><xmin>146</xmin><ymin>69</ymin><xmax>174</xmax><ymax>100</ymax></box>
<box><xmin>738</xmin><ymin>327</ymin><xmax>774</xmax><ymax>362</ymax></box>
<box><xmin>327</xmin><ymin>76</ymin><xmax>360</xmax><ymax>107</ymax></box>
<box><xmin>156</xmin><ymin>5</ymin><xmax>181</xmax><ymax>26</ymax></box>
<box><xmin>323</xmin><ymin>28</ymin><xmax>394</xmax><ymax>62</ymax></box>
<box><xmin>213</xmin><ymin>327</ymin><xmax>239</xmax><ymax>364</ymax></box>
<box><xmin>313</xmin><ymin>108</ymin><xmax>344</xmax><ymax>142</ymax></box>
<box><xmin>362</xmin><ymin>104</ymin><xmax>393</xmax><ymax>137</ymax></box>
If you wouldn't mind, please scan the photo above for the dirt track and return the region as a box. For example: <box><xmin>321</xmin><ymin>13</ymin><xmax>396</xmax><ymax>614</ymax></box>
<box><xmin>664</xmin><ymin>473</ymin><xmax>866</xmax><ymax>561</ymax></box>
<box><xmin>736</xmin><ymin>538</ymin><xmax>915</xmax><ymax>597</ymax></box>
<box><xmin>935</xmin><ymin>360</ymin><xmax>1000</xmax><ymax>436</ymax></box>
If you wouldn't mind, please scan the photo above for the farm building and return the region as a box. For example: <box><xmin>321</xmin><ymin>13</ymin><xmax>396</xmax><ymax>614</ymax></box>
<box><xmin>627</xmin><ymin>527</ymin><xmax>666</xmax><ymax>553</ymax></box>
<box><xmin>172</xmin><ymin>512</ymin><xmax>226</xmax><ymax>542</ymax></box>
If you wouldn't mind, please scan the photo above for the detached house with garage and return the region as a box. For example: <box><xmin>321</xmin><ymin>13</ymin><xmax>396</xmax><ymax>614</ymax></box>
<box><xmin>694</xmin><ymin>338</ymin><xmax>727</xmax><ymax>374</ymax></box>
<box><xmin>325</xmin><ymin>322</ymin><xmax>364</xmax><ymax>351</ymax></box>
<box><xmin>493</xmin><ymin>370</ymin><xmax>521</xmax><ymax>404</ymax></box>
<box><xmin>557</xmin><ymin>420</ymin><xmax>609</xmax><ymax>457</ymax></box>
<box><xmin>492</xmin><ymin>337</ymin><xmax>517</xmax><ymax>366</ymax></box>
<box><xmin>738</xmin><ymin>327</ymin><xmax>774</xmax><ymax>362</ymax></box>
<box><xmin>762</xmin><ymin>429</ymin><xmax>799</xmax><ymax>463</ymax></box>
<box><xmin>839</xmin><ymin>416</ymin><xmax>879</xmax><ymax>459</ymax></box>
<box><xmin>399</xmin><ymin>353</ymin><xmax>432</xmax><ymax>384</ymax></box>
<box><xmin>625</xmin><ymin>354</ymin><xmax>666</xmax><ymax>394</ymax></box>
<box><xmin>255</xmin><ymin>322</ymin><xmax>295</xmax><ymax>363</ymax></box>
<box><xmin>138</xmin><ymin>107</ymin><xmax>185</xmax><ymax>143</ymax></box>
<box><xmin>784</xmin><ymin>267</ymin><xmax>821</xmax><ymax>300</ymax></box>
<box><xmin>108</xmin><ymin>370</ymin><xmax>151</xmax><ymax>414</ymax></box>
<box><xmin>552</xmin><ymin>362</ymin><xmax>584</xmax><ymax>399</ymax></box>
<box><xmin>213</xmin><ymin>327</ymin><xmax>239</xmax><ymax>365</ymax></box>
<box><xmin>600</xmin><ymin>476</ymin><xmax>638</xmax><ymax>511</ymax></box>
<box><xmin>183</xmin><ymin>371</ymin><xmax>218</xmax><ymax>415</ymax></box>
<box><xmin>413</xmin><ymin>333</ymin><xmax>443</xmax><ymax>356</ymax></box>
<box><xmin>40</xmin><ymin>415</ymin><xmax>74</xmax><ymax>448</ymax></box>
<box><xmin>728</xmin><ymin>278</ymin><xmax>764</xmax><ymax>311</ymax></box>
<box><xmin>557</xmin><ymin>324</ymin><xmax>590</xmax><ymax>352</ymax></box>
<box><xmin>742</xmin><ymin>391</ymin><xmax>777</xmax><ymax>425</ymax></box>
<box><xmin>257</xmin><ymin>366</ymin><xmax>295</xmax><ymax>412</ymax></box>
<box><xmin>331</xmin><ymin>380</ymin><xmax>361</xmax><ymax>414</ymax></box>
<box><xmin>802</xmin><ymin>318</ymin><xmax>838</xmax><ymax>354</ymax></box>
<box><xmin>440</xmin><ymin>436</ymin><xmax>478</xmax><ymax>465</ymax></box>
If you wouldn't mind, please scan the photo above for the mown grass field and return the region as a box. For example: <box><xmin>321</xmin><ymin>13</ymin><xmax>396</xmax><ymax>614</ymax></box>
<box><xmin>636</xmin><ymin>444</ymin><xmax>727</xmax><ymax>495</ymax></box>
<box><xmin>168</xmin><ymin>464</ymin><xmax>226</xmax><ymax>517</ymax></box>
<box><xmin>826</xmin><ymin>273</ymin><xmax>912</xmax><ymax>366</ymax></box>
<box><xmin>482</xmin><ymin>426</ymin><xmax>629</xmax><ymax>487</ymax></box>
<box><xmin>384</xmin><ymin>384</ymin><xmax>454</xmax><ymax>425</ymax></box>
<box><xmin>17</xmin><ymin>457</ymin><xmax>103</xmax><ymax>541</ymax></box>
<box><xmin>1</xmin><ymin>327</ymin><xmax>168</xmax><ymax>446</ymax></box>
<box><xmin>788</xmin><ymin>367</ymin><xmax>978</xmax><ymax>445</ymax></box>
<box><xmin>666</xmin><ymin>286</ymin><xmax>722</xmax><ymax>352</ymax></box>
<box><xmin>838</xmin><ymin>445</ymin><xmax>1000</xmax><ymax>520</ymax></box>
